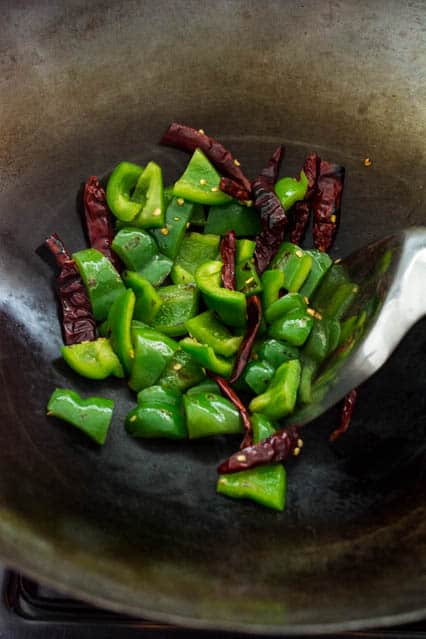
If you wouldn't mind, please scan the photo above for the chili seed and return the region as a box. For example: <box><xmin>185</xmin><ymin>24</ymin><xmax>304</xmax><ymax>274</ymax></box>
<box><xmin>198</xmin><ymin>128</ymin><xmax>205</xmax><ymax>134</ymax></box>
<box><xmin>297</xmin><ymin>438</ymin><xmax>304</xmax><ymax>448</ymax></box>
<box><xmin>364</xmin><ymin>157</ymin><xmax>372</xmax><ymax>167</ymax></box>
<box><xmin>211</xmin><ymin>186</ymin><xmax>219</xmax><ymax>192</ymax></box>
<box><xmin>303</xmin><ymin>296</ymin><xmax>309</xmax><ymax>304</ymax></box>
<box><xmin>295</xmin><ymin>249</ymin><xmax>303</xmax><ymax>258</ymax></box>
<box><xmin>293</xmin><ymin>447</ymin><xmax>301</xmax><ymax>457</ymax></box>
<box><xmin>174</xmin><ymin>216</ymin><xmax>181</xmax><ymax>221</ymax></box>
<box><xmin>153</xmin><ymin>207</ymin><xmax>162</xmax><ymax>217</ymax></box>
<box><xmin>233</xmin><ymin>159</ymin><xmax>241</xmax><ymax>166</ymax></box>
<box><xmin>177</xmin><ymin>197</ymin><xmax>185</xmax><ymax>206</ymax></box>
<box><xmin>129</xmin><ymin>415</ymin><xmax>137</xmax><ymax>423</ymax></box>
<box><xmin>173</xmin><ymin>363</ymin><xmax>183</xmax><ymax>371</ymax></box>
<box><xmin>334</xmin><ymin>257</ymin><xmax>342</xmax><ymax>264</ymax></box>
<box><xmin>330</xmin><ymin>214</ymin><xmax>337</xmax><ymax>223</ymax></box>
<box><xmin>236</xmin><ymin>454</ymin><xmax>246</xmax><ymax>462</ymax></box>
<box><xmin>199</xmin><ymin>178</ymin><xmax>207</xmax><ymax>186</ymax></box>
<box><xmin>160</xmin><ymin>227</ymin><xmax>169</xmax><ymax>236</ymax></box>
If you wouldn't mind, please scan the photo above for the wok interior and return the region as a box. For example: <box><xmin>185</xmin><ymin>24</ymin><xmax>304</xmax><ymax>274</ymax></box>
<box><xmin>0</xmin><ymin>0</ymin><xmax>425</xmax><ymax>631</ymax></box>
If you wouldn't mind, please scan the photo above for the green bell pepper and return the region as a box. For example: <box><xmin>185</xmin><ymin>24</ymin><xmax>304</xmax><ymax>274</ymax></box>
<box><xmin>61</xmin><ymin>338</ymin><xmax>124</xmax><ymax>380</ymax></box>
<box><xmin>173</xmin><ymin>149</ymin><xmax>232</xmax><ymax>206</ymax></box>
<box><xmin>151</xmin><ymin>196</ymin><xmax>194</xmax><ymax>259</ymax></box>
<box><xmin>73</xmin><ymin>248</ymin><xmax>125</xmax><ymax>321</ymax></box>
<box><xmin>171</xmin><ymin>231</ymin><xmax>220</xmax><ymax>284</ymax></box>
<box><xmin>274</xmin><ymin>170</ymin><xmax>308</xmax><ymax>210</ymax></box>
<box><xmin>325</xmin><ymin>283</ymin><xmax>359</xmax><ymax>320</ymax></box>
<box><xmin>186</xmin><ymin>378</ymin><xmax>220</xmax><ymax>396</ymax></box>
<box><xmin>268</xmin><ymin>308</ymin><xmax>314</xmax><ymax>346</ymax></box>
<box><xmin>264</xmin><ymin>293</ymin><xmax>307</xmax><ymax>324</ymax></box>
<box><xmin>299</xmin><ymin>250</ymin><xmax>333</xmax><ymax>299</ymax></box>
<box><xmin>126</xmin><ymin>386</ymin><xmax>186</xmax><ymax>439</ymax></box>
<box><xmin>105</xmin><ymin>288</ymin><xmax>135</xmax><ymax>375</ymax></box>
<box><xmin>311</xmin><ymin>264</ymin><xmax>350</xmax><ymax>311</ymax></box>
<box><xmin>179</xmin><ymin>337</ymin><xmax>235</xmax><ymax>378</ymax></box>
<box><xmin>261</xmin><ymin>269</ymin><xmax>285</xmax><ymax>309</ymax></box>
<box><xmin>184</xmin><ymin>392</ymin><xmax>243</xmax><ymax>438</ymax></box>
<box><xmin>257</xmin><ymin>338</ymin><xmax>300</xmax><ymax>368</ymax></box>
<box><xmin>243</xmin><ymin>360</ymin><xmax>275</xmax><ymax>395</ymax></box>
<box><xmin>106</xmin><ymin>161</ymin><xmax>144</xmax><ymax>222</ymax></box>
<box><xmin>159</xmin><ymin>349</ymin><xmax>205</xmax><ymax>392</ymax></box>
<box><xmin>190</xmin><ymin>203</ymin><xmax>208</xmax><ymax>226</ymax></box>
<box><xmin>47</xmin><ymin>388</ymin><xmax>114</xmax><ymax>445</ymax></box>
<box><xmin>153</xmin><ymin>284</ymin><xmax>199</xmax><ymax>336</ymax></box>
<box><xmin>122</xmin><ymin>270</ymin><xmax>162</xmax><ymax>324</ymax></box>
<box><xmin>128</xmin><ymin>324</ymin><xmax>178</xmax><ymax>392</ymax></box>
<box><xmin>205</xmin><ymin>202</ymin><xmax>260</xmax><ymax>237</ymax></box>
<box><xmin>298</xmin><ymin>355</ymin><xmax>319</xmax><ymax>405</ymax></box>
<box><xmin>235</xmin><ymin>239</ymin><xmax>262</xmax><ymax>296</ymax></box>
<box><xmin>272</xmin><ymin>242</ymin><xmax>313</xmax><ymax>293</ymax></box>
<box><xmin>111</xmin><ymin>228</ymin><xmax>173</xmax><ymax>286</ymax></box>
<box><xmin>217</xmin><ymin>413</ymin><xmax>286</xmax><ymax>511</ymax></box>
<box><xmin>185</xmin><ymin>310</ymin><xmax>243</xmax><ymax>357</ymax></box>
<box><xmin>130</xmin><ymin>161</ymin><xmax>165</xmax><ymax>228</ymax></box>
<box><xmin>249</xmin><ymin>359</ymin><xmax>302</xmax><ymax>420</ymax></box>
<box><xmin>195</xmin><ymin>260</ymin><xmax>247</xmax><ymax>328</ymax></box>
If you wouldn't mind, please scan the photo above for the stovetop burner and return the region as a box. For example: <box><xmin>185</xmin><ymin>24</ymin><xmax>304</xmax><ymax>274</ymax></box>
<box><xmin>1</xmin><ymin>568</ymin><xmax>425</xmax><ymax>638</ymax></box>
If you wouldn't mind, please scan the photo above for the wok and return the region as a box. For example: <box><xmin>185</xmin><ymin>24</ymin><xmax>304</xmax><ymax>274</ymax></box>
<box><xmin>0</xmin><ymin>0</ymin><xmax>425</xmax><ymax>633</ymax></box>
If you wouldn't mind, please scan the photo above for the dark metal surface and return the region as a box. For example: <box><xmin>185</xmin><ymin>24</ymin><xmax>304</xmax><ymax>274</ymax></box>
<box><xmin>0</xmin><ymin>0</ymin><xmax>425</xmax><ymax>633</ymax></box>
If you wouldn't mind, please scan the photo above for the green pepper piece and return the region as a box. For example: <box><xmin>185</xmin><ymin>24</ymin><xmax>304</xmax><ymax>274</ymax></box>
<box><xmin>298</xmin><ymin>355</ymin><xmax>319</xmax><ymax>405</ymax></box>
<box><xmin>153</xmin><ymin>284</ymin><xmax>199</xmax><ymax>337</ymax></box>
<box><xmin>111</xmin><ymin>228</ymin><xmax>173</xmax><ymax>286</ymax></box>
<box><xmin>339</xmin><ymin>315</ymin><xmax>358</xmax><ymax>345</ymax></box>
<box><xmin>122</xmin><ymin>270</ymin><xmax>162</xmax><ymax>324</ymax></box>
<box><xmin>171</xmin><ymin>231</ymin><xmax>220</xmax><ymax>284</ymax></box>
<box><xmin>185</xmin><ymin>310</ymin><xmax>243</xmax><ymax>357</ymax></box>
<box><xmin>235</xmin><ymin>239</ymin><xmax>262</xmax><ymax>296</ymax></box>
<box><xmin>311</xmin><ymin>264</ymin><xmax>350</xmax><ymax>312</ymax></box>
<box><xmin>274</xmin><ymin>170</ymin><xmax>308</xmax><ymax>210</ymax></box>
<box><xmin>244</xmin><ymin>360</ymin><xmax>275</xmax><ymax>395</ymax></box>
<box><xmin>186</xmin><ymin>378</ymin><xmax>220</xmax><ymax>396</ymax></box>
<box><xmin>257</xmin><ymin>338</ymin><xmax>300</xmax><ymax>368</ymax></box>
<box><xmin>128</xmin><ymin>325</ymin><xmax>178</xmax><ymax>392</ymax></box>
<box><xmin>195</xmin><ymin>260</ymin><xmax>247</xmax><ymax>328</ymax></box>
<box><xmin>163</xmin><ymin>184</ymin><xmax>175</xmax><ymax>208</ymax></box>
<box><xmin>299</xmin><ymin>250</ymin><xmax>333</xmax><ymax>299</ymax></box>
<box><xmin>269</xmin><ymin>308</ymin><xmax>314</xmax><ymax>346</ymax></box>
<box><xmin>272</xmin><ymin>242</ymin><xmax>313</xmax><ymax>292</ymax></box>
<box><xmin>73</xmin><ymin>248</ymin><xmax>125</xmax><ymax>321</ymax></box>
<box><xmin>217</xmin><ymin>413</ymin><xmax>286</xmax><ymax>511</ymax></box>
<box><xmin>249</xmin><ymin>359</ymin><xmax>302</xmax><ymax>420</ymax></box>
<box><xmin>140</xmin><ymin>254</ymin><xmax>173</xmax><ymax>287</ymax></box>
<box><xmin>261</xmin><ymin>269</ymin><xmax>285</xmax><ymax>309</ymax></box>
<box><xmin>327</xmin><ymin>318</ymin><xmax>341</xmax><ymax>354</ymax></box>
<box><xmin>205</xmin><ymin>202</ymin><xmax>261</xmax><ymax>237</ymax></box>
<box><xmin>47</xmin><ymin>388</ymin><xmax>113</xmax><ymax>445</ymax></box>
<box><xmin>190</xmin><ymin>203</ymin><xmax>207</xmax><ymax>226</ymax></box>
<box><xmin>130</xmin><ymin>161</ymin><xmax>165</xmax><ymax>228</ymax></box>
<box><xmin>180</xmin><ymin>337</ymin><xmax>235</xmax><ymax>378</ymax></box>
<box><xmin>106</xmin><ymin>288</ymin><xmax>136</xmax><ymax>375</ymax></box>
<box><xmin>324</xmin><ymin>283</ymin><xmax>359</xmax><ymax>320</ymax></box>
<box><xmin>151</xmin><ymin>197</ymin><xmax>194</xmax><ymax>259</ymax></box>
<box><xmin>61</xmin><ymin>338</ymin><xmax>124</xmax><ymax>380</ymax></box>
<box><xmin>184</xmin><ymin>392</ymin><xmax>242</xmax><ymax>438</ymax></box>
<box><xmin>106</xmin><ymin>161</ymin><xmax>144</xmax><ymax>222</ymax></box>
<box><xmin>303</xmin><ymin>318</ymin><xmax>330</xmax><ymax>363</ymax></box>
<box><xmin>173</xmin><ymin>149</ymin><xmax>232</xmax><ymax>206</ymax></box>
<box><xmin>265</xmin><ymin>293</ymin><xmax>307</xmax><ymax>324</ymax></box>
<box><xmin>159</xmin><ymin>349</ymin><xmax>205</xmax><ymax>392</ymax></box>
<box><xmin>126</xmin><ymin>386</ymin><xmax>186</xmax><ymax>439</ymax></box>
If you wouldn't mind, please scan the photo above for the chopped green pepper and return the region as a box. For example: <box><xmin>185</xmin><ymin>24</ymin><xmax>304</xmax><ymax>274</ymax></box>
<box><xmin>130</xmin><ymin>161</ymin><xmax>165</xmax><ymax>228</ymax></box>
<box><xmin>243</xmin><ymin>360</ymin><xmax>275</xmax><ymax>395</ymax></box>
<box><xmin>324</xmin><ymin>283</ymin><xmax>359</xmax><ymax>320</ymax></box>
<box><xmin>261</xmin><ymin>269</ymin><xmax>285</xmax><ymax>309</ymax></box>
<box><xmin>61</xmin><ymin>338</ymin><xmax>124</xmax><ymax>380</ymax></box>
<box><xmin>126</xmin><ymin>386</ymin><xmax>186</xmax><ymax>439</ymax></box>
<box><xmin>111</xmin><ymin>228</ymin><xmax>172</xmax><ymax>286</ymax></box>
<box><xmin>186</xmin><ymin>379</ymin><xmax>220</xmax><ymax>396</ymax></box>
<box><xmin>272</xmin><ymin>242</ymin><xmax>313</xmax><ymax>292</ymax></box>
<box><xmin>128</xmin><ymin>324</ymin><xmax>177</xmax><ymax>392</ymax></box>
<box><xmin>298</xmin><ymin>355</ymin><xmax>319</xmax><ymax>405</ymax></box>
<box><xmin>184</xmin><ymin>392</ymin><xmax>242</xmax><ymax>438</ymax></box>
<box><xmin>274</xmin><ymin>171</ymin><xmax>308</xmax><ymax>210</ymax></box>
<box><xmin>171</xmin><ymin>231</ymin><xmax>220</xmax><ymax>284</ymax></box>
<box><xmin>205</xmin><ymin>202</ymin><xmax>261</xmax><ymax>237</ymax></box>
<box><xmin>268</xmin><ymin>308</ymin><xmax>313</xmax><ymax>346</ymax></box>
<box><xmin>47</xmin><ymin>388</ymin><xmax>114</xmax><ymax>445</ymax></box>
<box><xmin>73</xmin><ymin>248</ymin><xmax>125</xmax><ymax>321</ymax></box>
<box><xmin>105</xmin><ymin>288</ymin><xmax>135</xmax><ymax>375</ymax></box>
<box><xmin>122</xmin><ymin>271</ymin><xmax>162</xmax><ymax>324</ymax></box>
<box><xmin>180</xmin><ymin>337</ymin><xmax>235</xmax><ymax>378</ymax></box>
<box><xmin>106</xmin><ymin>161</ymin><xmax>144</xmax><ymax>222</ymax></box>
<box><xmin>185</xmin><ymin>310</ymin><xmax>243</xmax><ymax>357</ymax></box>
<box><xmin>153</xmin><ymin>284</ymin><xmax>199</xmax><ymax>336</ymax></box>
<box><xmin>249</xmin><ymin>359</ymin><xmax>302</xmax><ymax>420</ymax></box>
<box><xmin>264</xmin><ymin>293</ymin><xmax>307</xmax><ymax>324</ymax></box>
<box><xmin>159</xmin><ymin>349</ymin><xmax>205</xmax><ymax>392</ymax></box>
<box><xmin>312</xmin><ymin>264</ymin><xmax>350</xmax><ymax>312</ymax></box>
<box><xmin>195</xmin><ymin>260</ymin><xmax>247</xmax><ymax>327</ymax></box>
<box><xmin>235</xmin><ymin>239</ymin><xmax>262</xmax><ymax>296</ymax></box>
<box><xmin>257</xmin><ymin>338</ymin><xmax>300</xmax><ymax>367</ymax></box>
<box><xmin>299</xmin><ymin>250</ymin><xmax>333</xmax><ymax>299</ymax></box>
<box><xmin>173</xmin><ymin>149</ymin><xmax>232</xmax><ymax>206</ymax></box>
<box><xmin>151</xmin><ymin>196</ymin><xmax>194</xmax><ymax>259</ymax></box>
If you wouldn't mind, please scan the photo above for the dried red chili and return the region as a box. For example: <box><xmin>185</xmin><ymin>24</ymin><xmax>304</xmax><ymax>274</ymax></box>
<box><xmin>313</xmin><ymin>161</ymin><xmax>345</xmax><ymax>252</ymax></box>
<box><xmin>329</xmin><ymin>388</ymin><xmax>358</xmax><ymax>442</ymax></box>
<box><xmin>218</xmin><ymin>424</ymin><xmax>302</xmax><ymax>474</ymax></box>
<box><xmin>45</xmin><ymin>233</ymin><xmax>97</xmax><ymax>345</ymax></box>
<box><xmin>290</xmin><ymin>153</ymin><xmax>320</xmax><ymax>245</ymax></box>
<box><xmin>160</xmin><ymin>122</ymin><xmax>251</xmax><ymax>193</ymax></box>
<box><xmin>220</xmin><ymin>230</ymin><xmax>237</xmax><ymax>290</ymax></box>
<box><xmin>208</xmin><ymin>372</ymin><xmax>253</xmax><ymax>449</ymax></box>
<box><xmin>253</xmin><ymin>145</ymin><xmax>288</xmax><ymax>274</ymax></box>
<box><xmin>229</xmin><ymin>295</ymin><xmax>262</xmax><ymax>383</ymax></box>
<box><xmin>83</xmin><ymin>176</ymin><xmax>120</xmax><ymax>269</ymax></box>
<box><xmin>219</xmin><ymin>177</ymin><xmax>251</xmax><ymax>202</ymax></box>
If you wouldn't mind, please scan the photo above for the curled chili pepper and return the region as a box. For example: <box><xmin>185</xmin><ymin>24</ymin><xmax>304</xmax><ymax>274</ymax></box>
<box><xmin>219</xmin><ymin>177</ymin><xmax>251</xmax><ymax>203</ymax></box>
<box><xmin>83</xmin><ymin>176</ymin><xmax>121</xmax><ymax>269</ymax></box>
<box><xmin>208</xmin><ymin>372</ymin><xmax>253</xmax><ymax>449</ymax></box>
<box><xmin>329</xmin><ymin>388</ymin><xmax>358</xmax><ymax>442</ymax></box>
<box><xmin>160</xmin><ymin>122</ymin><xmax>251</xmax><ymax>193</ymax></box>
<box><xmin>220</xmin><ymin>230</ymin><xmax>237</xmax><ymax>290</ymax></box>
<box><xmin>290</xmin><ymin>153</ymin><xmax>320</xmax><ymax>245</ymax></box>
<box><xmin>313</xmin><ymin>161</ymin><xmax>345</xmax><ymax>252</ymax></box>
<box><xmin>45</xmin><ymin>233</ymin><xmax>97</xmax><ymax>345</ymax></box>
<box><xmin>218</xmin><ymin>424</ymin><xmax>302</xmax><ymax>474</ymax></box>
<box><xmin>229</xmin><ymin>295</ymin><xmax>262</xmax><ymax>383</ymax></box>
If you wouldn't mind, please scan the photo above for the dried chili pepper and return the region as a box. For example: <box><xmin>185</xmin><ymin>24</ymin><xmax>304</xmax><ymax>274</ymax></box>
<box><xmin>220</xmin><ymin>230</ymin><xmax>237</xmax><ymax>290</ymax></box>
<box><xmin>229</xmin><ymin>295</ymin><xmax>262</xmax><ymax>383</ymax></box>
<box><xmin>313</xmin><ymin>161</ymin><xmax>345</xmax><ymax>252</ymax></box>
<box><xmin>253</xmin><ymin>146</ymin><xmax>288</xmax><ymax>274</ymax></box>
<box><xmin>218</xmin><ymin>424</ymin><xmax>302</xmax><ymax>474</ymax></box>
<box><xmin>83</xmin><ymin>176</ymin><xmax>120</xmax><ymax>269</ymax></box>
<box><xmin>45</xmin><ymin>233</ymin><xmax>97</xmax><ymax>345</ymax></box>
<box><xmin>219</xmin><ymin>177</ymin><xmax>251</xmax><ymax>203</ymax></box>
<box><xmin>290</xmin><ymin>153</ymin><xmax>320</xmax><ymax>245</ymax></box>
<box><xmin>160</xmin><ymin>122</ymin><xmax>251</xmax><ymax>193</ymax></box>
<box><xmin>208</xmin><ymin>372</ymin><xmax>253</xmax><ymax>449</ymax></box>
<box><xmin>329</xmin><ymin>388</ymin><xmax>358</xmax><ymax>442</ymax></box>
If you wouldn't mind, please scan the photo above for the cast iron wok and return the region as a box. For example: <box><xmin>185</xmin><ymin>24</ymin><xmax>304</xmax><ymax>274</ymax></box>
<box><xmin>0</xmin><ymin>0</ymin><xmax>425</xmax><ymax>633</ymax></box>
